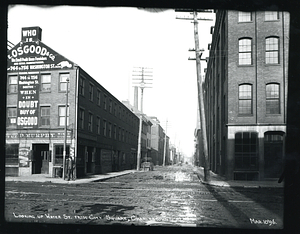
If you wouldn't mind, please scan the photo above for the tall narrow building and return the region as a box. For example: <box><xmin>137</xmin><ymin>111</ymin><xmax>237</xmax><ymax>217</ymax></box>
<box><xmin>203</xmin><ymin>11</ymin><xmax>289</xmax><ymax>180</ymax></box>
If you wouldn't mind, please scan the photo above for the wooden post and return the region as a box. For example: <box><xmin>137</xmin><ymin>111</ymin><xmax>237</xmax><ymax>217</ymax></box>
<box><xmin>193</xmin><ymin>11</ymin><xmax>210</xmax><ymax>182</ymax></box>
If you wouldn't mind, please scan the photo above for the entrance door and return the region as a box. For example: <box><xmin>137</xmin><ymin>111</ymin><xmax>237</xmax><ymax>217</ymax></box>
<box><xmin>264</xmin><ymin>132</ymin><xmax>284</xmax><ymax>178</ymax></box>
<box><xmin>86</xmin><ymin>147</ymin><xmax>93</xmax><ymax>173</ymax></box>
<box><xmin>32</xmin><ymin>144</ymin><xmax>49</xmax><ymax>174</ymax></box>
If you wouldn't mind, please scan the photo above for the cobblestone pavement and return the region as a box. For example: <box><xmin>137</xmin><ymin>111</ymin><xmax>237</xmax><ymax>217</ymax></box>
<box><xmin>5</xmin><ymin>164</ymin><xmax>283</xmax><ymax>229</ymax></box>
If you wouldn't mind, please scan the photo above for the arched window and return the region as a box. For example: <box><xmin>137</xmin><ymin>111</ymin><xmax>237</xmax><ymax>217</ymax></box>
<box><xmin>239</xmin><ymin>38</ymin><xmax>252</xmax><ymax>65</ymax></box>
<box><xmin>266</xmin><ymin>83</ymin><xmax>280</xmax><ymax>114</ymax></box>
<box><xmin>265</xmin><ymin>37</ymin><xmax>279</xmax><ymax>64</ymax></box>
<box><xmin>239</xmin><ymin>84</ymin><xmax>252</xmax><ymax>115</ymax></box>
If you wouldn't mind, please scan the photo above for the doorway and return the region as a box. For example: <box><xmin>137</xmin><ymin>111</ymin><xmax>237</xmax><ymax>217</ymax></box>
<box><xmin>264</xmin><ymin>132</ymin><xmax>284</xmax><ymax>178</ymax></box>
<box><xmin>32</xmin><ymin>144</ymin><xmax>50</xmax><ymax>174</ymax></box>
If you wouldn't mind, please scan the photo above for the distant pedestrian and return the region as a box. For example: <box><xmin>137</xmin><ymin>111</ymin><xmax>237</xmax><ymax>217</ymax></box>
<box><xmin>66</xmin><ymin>157</ymin><xmax>73</xmax><ymax>181</ymax></box>
<box><xmin>72</xmin><ymin>157</ymin><xmax>76</xmax><ymax>180</ymax></box>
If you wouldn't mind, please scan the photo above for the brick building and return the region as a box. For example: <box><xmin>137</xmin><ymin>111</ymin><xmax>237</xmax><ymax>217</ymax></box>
<box><xmin>6</xmin><ymin>26</ymin><xmax>139</xmax><ymax>178</ymax></box>
<box><xmin>149</xmin><ymin>117</ymin><xmax>166</xmax><ymax>165</ymax></box>
<box><xmin>203</xmin><ymin>11</ymin><xmax>289</xmax><ymax>180</ymax></box>
<box><xmin>122</xmin><ymin>100</ymin><xmax>153</xmax><ymax>165</ymax></box>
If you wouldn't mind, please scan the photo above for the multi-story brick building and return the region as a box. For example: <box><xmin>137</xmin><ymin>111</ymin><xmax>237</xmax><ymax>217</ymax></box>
<box><xmin>203</xmin><ymin>11</ymin><xmax>289</xmax><ymax>180</ymax></box>
<box><xmin>149</xmin><ymin>117</ymin><xmax>165</xmax><ymax>165</ymax></box>
<box><xmin>122</xmin><ymin>100</ymin><xmax>153</xmax><ymax>165</ymax></box>
<box><xmin>6</xmin><ymin>26</ymin><xmax>139</xmax><ymax>178</ymax></box>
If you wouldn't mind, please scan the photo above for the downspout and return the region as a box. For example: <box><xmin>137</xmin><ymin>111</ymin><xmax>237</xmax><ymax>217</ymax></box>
<box><xmin>282</xmin><ymin>12</ymin><xmax>286</xmax><ymax>124</ymax></box>
<box><xmin>74</xmin><ymin>65</ymin><xmax>79</xmax><ymax>179</ymax></box>
<box><xmin>255</xmin><ymin>12</ymin><xmax>258</xmax><ymax>124</ymax></box>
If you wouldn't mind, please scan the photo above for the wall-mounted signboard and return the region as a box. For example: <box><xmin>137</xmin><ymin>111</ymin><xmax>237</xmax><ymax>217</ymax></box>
<box><xmin>7</xmin><ymin>41</ymin><xmax>74</xmax><ymax>72</ymax></box>
<box><xmin>17</xmin><ymin>74</ymin><xmax>39</xmax><ymax>129</ymax></box>
<box><xmin>19</xmin><ymin>147</ymin><xmax>31</xmax><ymax>167</ymax></box>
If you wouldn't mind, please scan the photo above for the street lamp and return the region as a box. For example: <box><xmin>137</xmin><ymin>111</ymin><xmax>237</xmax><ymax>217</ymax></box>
<box><xmin>62</xmin><ymin>77</ymin><xmax>69</xmax><ymax>180</ymax></box>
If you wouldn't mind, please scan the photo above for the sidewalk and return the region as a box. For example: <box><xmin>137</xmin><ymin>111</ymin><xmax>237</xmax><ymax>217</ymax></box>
<box><xmin>193</xmin><ymin>166</ymin><xmax>284</xmax><ymax>188</ymax></box>
<box><xmin>5</xmin><ymin>170</ymin><xmax>136</xmax><ymax>184</ymax></box>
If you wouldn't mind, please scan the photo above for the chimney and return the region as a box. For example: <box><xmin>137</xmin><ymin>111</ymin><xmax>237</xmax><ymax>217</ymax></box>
<box><xmin>134</xmin><ymin>86</ymin><xmax>138</xmax><ymax>109</ymax></box>
<box><xmin>21</xmin><ymin>26</ymin><xmax>42</xmax><ymax>42</ymax></box>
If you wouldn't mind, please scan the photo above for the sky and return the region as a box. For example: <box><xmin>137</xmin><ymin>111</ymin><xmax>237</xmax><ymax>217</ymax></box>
<box><xmin>7</xmin><ymin>5</ymin><xmax>215</xmax><ymax>158</ymax></box>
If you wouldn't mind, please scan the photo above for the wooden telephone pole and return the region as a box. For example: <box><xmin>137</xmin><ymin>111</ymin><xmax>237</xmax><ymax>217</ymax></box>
<box><xmin>132</xmin><ymin>67</ymin><xmax>153</xmax><ymax>170</ymax></box>
<box><xmin>176</xmin><ymin>9</ymin><xmax>212</xmax><ymax>181</ymax></box>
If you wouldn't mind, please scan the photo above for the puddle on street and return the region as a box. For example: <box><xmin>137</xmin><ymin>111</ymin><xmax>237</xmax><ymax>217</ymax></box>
<box><xmin>80</xmin><ymin>203</ymin><xmax>136</xmax><ymax>216</ymax></box>
<box><xmin>174</xmin><ymin>172</ymin><xmax>192</xmax><ymax>182</ymax></box>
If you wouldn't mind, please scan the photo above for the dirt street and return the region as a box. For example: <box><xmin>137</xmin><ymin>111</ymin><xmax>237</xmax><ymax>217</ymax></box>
<box><xmin>5</xmin><ymin>164</ymin><xmax>283</xmax><ymax>229</ymax></box>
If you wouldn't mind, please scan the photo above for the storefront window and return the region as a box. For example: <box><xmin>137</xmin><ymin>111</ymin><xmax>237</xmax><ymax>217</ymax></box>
<box><xmin>235</xmin><ymin>132</ymin><xmax>258</xmax><ymax>170</ymax></box>
<box><xmin>6</xmin><ymin>144</ymin><xmax>19</xmax><ymax>165</ymax></box>
<box><xmin>54</xmin><ymin>145</ymin><xmax>69</xmax><ymax>165</ymax></box>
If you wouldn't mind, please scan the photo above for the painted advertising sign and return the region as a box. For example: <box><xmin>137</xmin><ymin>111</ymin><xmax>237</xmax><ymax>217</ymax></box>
<box><xmin>17</xmin><ymin>73</ymin><xmax>39</xmax><ymax>129</ymax></box>
<box><xmin>7</xmin><ymin>41</ymin><xmax>74</xmax><ymax>72</ymax></box>
<box><xmin>21</xmin><ymin>26</ymin><xmax>42</xmax><ymax>42</ymax></box>
<box><xmin>19</xmin><ymin>147</ymin><xmax>31</xmax><ymax>167</ymax></box>
<box><xmin>6</xmin><ymin>131</ymin><xmax>72</xmax><ymax>139</ymax></box>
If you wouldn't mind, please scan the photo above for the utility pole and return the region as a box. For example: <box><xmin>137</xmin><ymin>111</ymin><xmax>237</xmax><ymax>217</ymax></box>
<box><xmin>176</xmin><ymin>9</ymin><xmax>212</xmax><ymax>182</ymax></box>
<box><xmin>62</xmin><ymin>78</ymin><xmax>69</xmax><ymax>180</ymax></box>
<box><xmin>132</xmin><ymin>67</ymin><xmax>153</xmax><ymax>170</ymax></box>
<box><xmin>163</xmin><ymin>119</ymin><xmax>168</xmax><ymax>166</ymax></box>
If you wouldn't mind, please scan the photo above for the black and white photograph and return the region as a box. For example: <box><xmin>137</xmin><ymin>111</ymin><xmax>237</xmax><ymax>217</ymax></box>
<box><xmin>3</xmin><ymin>2</ymin><xmax>300</xmax><ymax>233</ymax></box>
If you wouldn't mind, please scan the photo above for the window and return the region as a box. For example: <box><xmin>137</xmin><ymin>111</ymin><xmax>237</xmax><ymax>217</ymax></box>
<box><xmin>114</xmin><ymin>103</ymin><xmax>117</xmax><ymax>116</ymax></box>
<box><xmin>265</xmin><ymin>37</ymin><xmax>279</xmax><ymax>64</ymax></box>
<box><xmin>108</xmin><ymin>123</ymin><xmax>112</xmax><ymax>138</ymax></box>
<box><xmin>97</xmin><ymin>89</ymin><xmax>101</xmax><ymax>106</ymax></box>
<box><xmin>41</xmin><ymin>74</ymin><xmax>51</xmax><ymax>91</ymax></box>
<box><xmin>103</xmin><ymin>95</ymin><xmax>107</xmax><ymax>110</ymax></box>
<box><xmin>266</xmin><ymin>83</ymin><xmax>280</xmax><ymax>114</ymax></box>
<box><xmin>109</xmin><ymin>99</ymin><xmax>112</xmax><ymax>113</ymax></box>
<box><xmin>114</xmin><ymin>124</ymin><xmax>117</xmax><ymax>139</ymax></box>
<box><xmin>97</xmin><ymin>117</ymin><xmax>101</xmax><ymax>134</ymax></box>
<box><xmin>59</xmin><ymin>73</ymin><xmax>70</xmax><ymax>91</ymax></box>
<box><xmin>8</xmin><ymin>76</ymin><xmax>18</xmax><ymax>93</ymax></box>
<box><xmin>54</xmin><ymin>145</ymin><xmax>69</xmax><ymax>165</ymax></box>
<box><xmin>119</xmin><ymin>127</ymin><xmax>121</xmax><ymax>141</ymax></box>
<box><xmin>40</xmin><ymin>106</ymin><xmax>50</xmax><ymax>126</ymax></box>
<box><xmin>103</xmin><ymin>120</ymin><xmax>107</xmax><ymax>136</ymax></box>
<box><xmin>79</xmin><ymin>77</ymin><xmax>85</xmax><ymax>95</ymax></box>
<box><xmin>79</xmin><ymin>108</ymin><xmax>84</xmax><ymax>129</ymax></box>
<box><xmin>265</xmin><ymin>11</ymin><xmax>279</xmax><ymax>21</ymax></box>
<box><xmin>58</xmin><ymin>106</ymin><xmax>69</xmax><ymax>126</ymax></box>
<box><xmin>265</xmin><ymin>132</ymin><xmax>283</xmax><ymax>142</ymax></box>
<box><xmin>235</xmin><ymin>132</ymin><xmax>258</xmax><ymax>170</ymax></box>
<box><xmin>7</xmin><ymin>107</ymin><xmax>17</xmax><ymax>127</ymax></box>
<box><xmin>238</xmin><ymin>11</ymin><xmax>252</xmax><ymax>22</ymax></box>
<box><xmin>6</xmin><ymin>144</ymin><xmax>19</xmax><ymax>165</ymax></box>
<box><xmin>239</xmin><ymin>84</ymin><xmax>252</xmax><ymax>115</ymax></box>
<box><xmin>88</xmin><ymin>113</ymin><xmax>93</xmax><ymax>132</ymax></box>
<box><xmin>89</xmin><ymin>83</ymin><xmax>93</xmax><ymax>101</ymax></box>
<box><xmin>239</xmin><ymin>38</ymin><xmax>252</xmax><ymax>65</ymax></box>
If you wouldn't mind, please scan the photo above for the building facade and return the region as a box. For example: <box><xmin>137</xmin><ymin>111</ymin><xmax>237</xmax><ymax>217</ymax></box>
<box><xmin>6</xmin><ymin>26</ymin><xmax>139</xmax><ymax>177</ymax></box>
<box><xmin>122</xmin><ymin>100</ymin><xmax>152</xmax><ymax>165</ymax></box>
<box><xmin>149</xmin><ymin>117</ymin><xmax>165</xmax><ymax>165</ymax></box>
<box><xmin>203</xmin><ymin>11</ymin><xmax>289</xmax><ymax>180</ymax></box>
